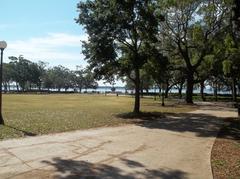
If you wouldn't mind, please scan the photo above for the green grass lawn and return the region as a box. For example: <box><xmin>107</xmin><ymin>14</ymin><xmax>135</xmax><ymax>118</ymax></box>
<box><xmin>0</xmin><ymin>94</ymin><xmax>196</xmax><ymax>140</ymax></box>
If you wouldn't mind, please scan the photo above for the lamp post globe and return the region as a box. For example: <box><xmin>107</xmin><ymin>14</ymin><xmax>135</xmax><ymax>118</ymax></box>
<box><xmin>0</xmin><ymin>40</ymin><xmax>7</xmax><ymax>125</ymax></box>
<box><xmin>0</xmin><ymin>41</ymin><xmax>7</xmax><ymax>50</ymax></box>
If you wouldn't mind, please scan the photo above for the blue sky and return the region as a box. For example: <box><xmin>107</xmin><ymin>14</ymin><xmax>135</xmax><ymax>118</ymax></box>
<box><xmin>0</xmin><ymin>0</ymin><xmax>124</xmax><ymax>86</ymax></box>
<box><xmin>0</xmin><ymin>0</ymin><xmax>86</xmax><ymax>69</ymax></box>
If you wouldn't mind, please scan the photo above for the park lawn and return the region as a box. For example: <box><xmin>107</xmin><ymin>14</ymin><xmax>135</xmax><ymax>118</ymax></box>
<box><xmin>0</xmin><ymin>94</ymin><xmax>196</xmax><ymax>140</ymax></box>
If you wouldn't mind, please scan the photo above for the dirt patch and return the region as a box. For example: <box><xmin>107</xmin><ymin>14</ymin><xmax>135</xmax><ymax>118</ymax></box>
<box><xmin>11</xmin><ymin>169</ymin><xmax>55</xmax><ymax>179</ymax></box>
<box><xmin>211</xmin><ymin>120</ymin><xmax>240</xmax><ymax>179</ymax></box>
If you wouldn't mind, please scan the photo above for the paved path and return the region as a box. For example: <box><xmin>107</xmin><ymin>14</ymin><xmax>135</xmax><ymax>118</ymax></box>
<box><xmin>0</xmin><ymin>103</ymin><xmax>237</xmax><ymax>179</ymax></box>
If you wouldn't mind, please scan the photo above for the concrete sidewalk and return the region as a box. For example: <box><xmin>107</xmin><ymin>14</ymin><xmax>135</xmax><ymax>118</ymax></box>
<box><xmin>0</xmin><ymin>103</ymin><xmax>237</xmax><ymax>179</ymax></box>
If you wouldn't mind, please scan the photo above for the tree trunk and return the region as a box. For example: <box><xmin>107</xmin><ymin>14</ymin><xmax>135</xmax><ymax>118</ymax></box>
<box><xmin>158</xmin><ymin>86</ymin><xmax>162</xmax><ymax>100</ymax></box>
<box><xmin>4</xmin><ymin>83</ymin><xmax>7</xmax><ymax>93</ymax></box>
<box><xmin>238</xmin><ymin>84</ymin><xmax>240</xmax><ymax>97</ymax></box>
<box><xmin>165</xmin><ymin>87</ymin><xmax>169</xmax><ymax>98</ymax></box>
<box><xmin>232</xmin><ymin>78</ymin><xmax>237</xmax><ymax>102</ymax></box>
<box><xmin>0</xmin><ymin>116</ymin><xmax>4</xmax><ymax>125</ymax></box>
<box><xmin>186</xmin><ymin>72</ymin><xmax>194</xmax><ymax>103</ymax></box>
<box><xmin>38</xmin><ymin>85</ymin><xmax>41</xmax><ymax>92</ymax></box>
<box><xmin>140</xmin><ymin>87</ymin><xmax>143</xmax><ymax>98</ymax></box>
<box><xmin>21</xmin><ymin>83</ymin><xmax>25</xmax><ymax>92</ymax></box>
<box><xmin>178</xmin><ymin>82</ymin><xmax>183</xmax><ymax>99</ymax></box>
<box><xmin>16</xmin><ymin>84</ymin><xmax>19</xmax><ymax>92</ymax></box>
<box><xmin>178</xmin><ymin>88</ymin><xmax>182</xmax><ymax>99</ymax></box>
<box><xmin>133</xmin><ymin>68</ymin><xmax>140</xmax><ymax>114</ymax></box>
<box><xmin>214</xmin><ymin>84</ymin><xmax>218</xmax><ymax>101</ymax></box>
<box><xmin>8</xmin><ymin>83</ymin><xmax>10</xmax><ymax>92</ymax></box>
<box><xmin>154</xmin><ymin>86</ymin><xmax>157</xmax><ymax>101</ymax></box>
<box><xmin>162</xmin><ymin>92</ymin><xmax>165</xmax><ymax>106</ymax></box>
<box><xmin>200</xmin><ymin>80</ymin><xmax>206</xmax><ymax>101</ymax></box>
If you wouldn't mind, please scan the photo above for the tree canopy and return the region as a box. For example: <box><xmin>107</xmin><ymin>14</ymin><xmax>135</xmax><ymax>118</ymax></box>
<box><xmin>76</xmin><ymin>0</ymin><xmax>240</xmax><ymax>112</ymax></box>
<box><xmin>76</xmin><ymin>0</ymin><xmax>165</xmax><ymax>113</ymax></box>
<box><xmin>3</xmin><ymin>56</ymin><xmax>97</xmax><ymax>93</ymax></box>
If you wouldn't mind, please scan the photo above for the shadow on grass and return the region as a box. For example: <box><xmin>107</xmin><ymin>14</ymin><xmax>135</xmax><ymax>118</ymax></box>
<box><xmin>142</xmin><ymin>102</ymin><xmax>198</xmax><ymax>108</ymax></box>
<box><xmin>117</xmin><ymin>112</ymin><xmax>165</xmax><ymax>121</ymax></box>
<box><xmin>4</xmin><ymin>125</ymin><xmax>37</xmax><ymax>137</ymax></box>
<box><xmin>194</xmin><ymin>102</ymin><xmax>237</xmax><ymax>112</ymax></box>
<box><xmin>116</xmin><ymin>111</ymin><xmax>238</xmax><ymax>139</ymax></box>
<box><xmin>42</xmin><ymin>157</ymin><xmax>188</xmax><ymax>179</ymax></box>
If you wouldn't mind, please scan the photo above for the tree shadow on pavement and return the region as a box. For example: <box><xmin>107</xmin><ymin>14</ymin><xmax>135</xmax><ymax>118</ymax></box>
<box><xmin>116</xmin><ymin>112</ymin><xmax>238</xmax><ymax>139</ymax></box>
<box><xmin>42</xmin><ymin>157</ymin><xmax>188</xmax><ymax>179</ymax></box>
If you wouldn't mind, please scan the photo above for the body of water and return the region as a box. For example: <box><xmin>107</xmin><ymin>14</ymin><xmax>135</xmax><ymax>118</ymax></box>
<box><xmin>5</xmin><ymin>85</ymin><xmax>233</xmax><ymax>95</ymax></box>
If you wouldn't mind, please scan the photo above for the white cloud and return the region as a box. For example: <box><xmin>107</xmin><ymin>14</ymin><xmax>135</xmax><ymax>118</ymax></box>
<box><xmin>2</xmin><ymin>33</ymin><xmax>126</xmax><ymax>86</ymax></box>
<box><xmin>13</xmin><ymin>32</ymin><xmax>88</xmax><ymax>47</ymax></box>
<box><xmin>4</xmin><ymin>33</ymin><xmax>88</xmax><ymax>69</ymax></box>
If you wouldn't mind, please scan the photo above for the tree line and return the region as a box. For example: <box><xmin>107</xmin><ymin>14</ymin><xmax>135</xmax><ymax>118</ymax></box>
<box><xmin>3</xmin><ymin>55</ymin><xmax>98</xmax><ymax>92</ymax></box>
<box><xmin>76</xmin><ymin>0</ymin><xmax>240</xmax><ymax>113</ymax></box>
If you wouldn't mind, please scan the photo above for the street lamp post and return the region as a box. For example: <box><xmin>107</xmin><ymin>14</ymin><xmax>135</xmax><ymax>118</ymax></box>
<box><xmin>0</xmin><ymin>41</ymin><xmax>7</xmax><ymax>125</ymax></box>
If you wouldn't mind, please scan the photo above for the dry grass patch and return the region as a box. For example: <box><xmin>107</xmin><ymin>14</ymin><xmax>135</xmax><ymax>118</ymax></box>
<box><xmin>211</xmin><ymin>120</ymin><xmax>240</xmax><ymax>179</ymax></box>
<box><xmin>0</xmin><ymin>94</ymin><xmax>196</xmax><ymax>140</ymax></box>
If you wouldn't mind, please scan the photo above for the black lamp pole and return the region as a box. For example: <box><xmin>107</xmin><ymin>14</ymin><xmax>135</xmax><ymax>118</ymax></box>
<box><xmin>0</xmin><ymin>41</ymin><xmax>7</xmax><ymax>125</ymax></box>
<box><xmin>0</xmin><ymin>48</ymin><xmax>4</xmax><ymax>125</ymax></box>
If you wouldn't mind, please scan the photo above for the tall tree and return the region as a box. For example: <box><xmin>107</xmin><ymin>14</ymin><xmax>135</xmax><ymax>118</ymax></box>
<box><xmin>3</xmin><ymin>63</ymin><xmax>13</xmax><ymax>92</ymax></box>
<box><xmin>226</xmin><ymin>0</ymin><xmax>240</xmax><ymax>101</ymax></box>
<box><xmin>49</xmin><ymin>66</ymin><xmax>71</xmax><ymax>91</ymax></box>
<box><xmin>222</xmin><ymin>34</ymin><xmax>240</xmax><ymax>101</ymax></box>
<box><xmin>195</xmin><ymin>55</ymin><xmax>214</xmax><ymax>101</ymax></box>
<box><xmin>42</xmin><ymin>69</ymin><xmax>54</xmax><ymax>91</ymax></box>
<box><xmin>76</xmin><ymin>0</ymin><xmax>159</xmax><ymax>113</ymax></box>
<box><xmin>232</xmin><ymin>0</ymin><xmax>240</xmax><ymax>35</ymax></box>
<box><xmin>83</xmin><ymin>69</ymin><xmax>98</xmax><ymax>90</ymax></box>
<box><xmin>73</xmin><ymin>66</ymin><xmax>85</xmax><ymax>93</ymax></box>
<box><xmin>9</xmin><ymin>56</ymin><xmax>32</xmax><ymax>91</ymax></box>
<box><xmin>158</xmin><ymin>0</ymin><xmax>227</xmax><ymax>103</ymax></box>
<box><xmin>28</xmin><ymin>62</ymin><xmax>46</xmax><ymax>90</ymax></box>
<box><xmin>144</xmin><ymin>51</ymin><xmax>170</xmax><ymax>97</ymax></box>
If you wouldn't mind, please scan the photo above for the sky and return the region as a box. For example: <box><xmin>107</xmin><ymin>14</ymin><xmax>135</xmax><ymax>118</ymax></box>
<box><xmin>0</xmin><ymin>0</ymin><xmax>124</xmax><ymax>86</ymax></box>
